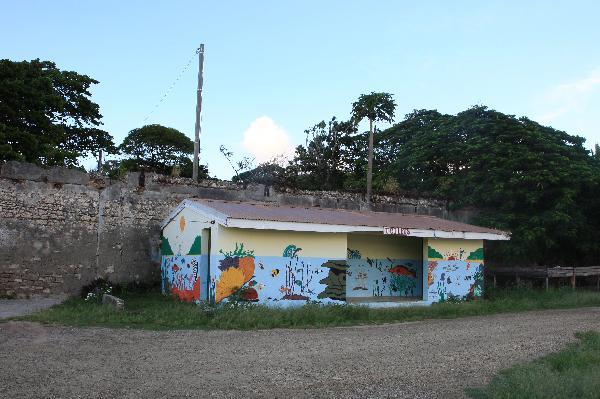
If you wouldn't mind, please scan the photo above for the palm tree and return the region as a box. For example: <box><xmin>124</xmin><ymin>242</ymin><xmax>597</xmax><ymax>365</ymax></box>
<box><xmin>351</xmin><ymin>92</ymin><xmax>396</xmax><ymax>209</ymax></box>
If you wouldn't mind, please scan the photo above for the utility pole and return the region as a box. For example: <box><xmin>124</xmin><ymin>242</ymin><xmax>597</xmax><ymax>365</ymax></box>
<box><xmin>192</xmin><ymin>44</ymin><xmax>205</xmax><ymax>182</ymax></box>
<box><xmin>97</xmin><ymin>149</ymin><xmax>103</xmax><ymax>173</ymax></box>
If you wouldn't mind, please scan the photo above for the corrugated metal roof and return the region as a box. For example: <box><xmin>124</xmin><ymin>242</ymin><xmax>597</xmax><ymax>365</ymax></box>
<box><xmin>188</xmin><ymin>198</ymin><xmax>507</xmax><ymax>236</ymax></box>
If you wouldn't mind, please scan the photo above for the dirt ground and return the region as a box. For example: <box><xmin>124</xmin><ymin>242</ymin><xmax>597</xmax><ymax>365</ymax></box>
<box><xmin>1</xmin><ymin>307</ymin><xmax>599</xmax><ymax>399</ymax></box>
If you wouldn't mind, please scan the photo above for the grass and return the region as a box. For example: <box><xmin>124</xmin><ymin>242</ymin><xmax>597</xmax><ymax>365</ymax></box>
<box><xmin>467</xmin><ymin>331</ymin><xmax>600</xmax><ymax>399</ymax></box>
<box><xmin>10</xmin><ymin>286</ymin><xmax>600</xmax><ymax>330</ymax></box>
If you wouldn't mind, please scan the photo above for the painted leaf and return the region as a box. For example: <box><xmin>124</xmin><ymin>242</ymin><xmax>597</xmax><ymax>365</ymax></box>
<box><xmin>188</xmin><ymin>236</ymin><xmax>202</xmax><ymax>255</ymax></box>
<box><xmin>161</xmin><ymin>236</ymin><xmax>174</xmax><ymax>256</ymax></box>
<box><xmin>466</xmin><ymin>248</ymin><xmax>484</xmax><ymax>260</ymax></box>
<box><xmin>428</xmin><ymin>246</ymin><xmax>443</xmax><ymax>259</ymax></box>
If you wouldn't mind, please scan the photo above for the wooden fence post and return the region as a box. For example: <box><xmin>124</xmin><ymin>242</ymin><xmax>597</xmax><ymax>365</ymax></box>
<box><xmin>493</xmin><ymin>274</ymin><xmax>497</xmax><ymax>289</ymax></box>
<box><xmin>545</xmin><ymin>267</ymin><xmax>549</xmax><ymax>291</ymax></box>
<box><xmin>571</xmin><ymin>267</ymin><xmax>576</xmax><ymax>290</ymax></box>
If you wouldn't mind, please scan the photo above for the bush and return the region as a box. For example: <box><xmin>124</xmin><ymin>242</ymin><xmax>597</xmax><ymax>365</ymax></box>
<box><xmin>81</xmin><ymin>278</ymin><xmax>113</xmax><ymax>302</ymax></box>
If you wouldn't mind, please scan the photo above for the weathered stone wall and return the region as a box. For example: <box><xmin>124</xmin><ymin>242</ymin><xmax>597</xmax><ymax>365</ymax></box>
<box><xmin>0</xmin><ymin>161</ymin><xmax>477</xmax><ymax>298</ymax></box>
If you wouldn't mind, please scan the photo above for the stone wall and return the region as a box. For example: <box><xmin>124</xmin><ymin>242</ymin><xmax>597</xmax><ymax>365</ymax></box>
<box><xmin>0</xmin><ymin>161</ymin><xmax>477</xmax><ymax>298</ymax></box>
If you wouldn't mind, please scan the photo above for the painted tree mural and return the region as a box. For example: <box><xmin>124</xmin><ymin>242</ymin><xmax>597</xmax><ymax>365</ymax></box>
<box><xmin>317</xmin><ymin>260</ymin><xmax>347</xmax><ymax>301</ymax></box>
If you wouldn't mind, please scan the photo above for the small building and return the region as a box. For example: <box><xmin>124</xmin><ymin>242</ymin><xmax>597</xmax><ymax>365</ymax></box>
<box><xmin>160</xmin><ymin>199</ymin><xmax>509</xmax><ymax>306</ymax></box>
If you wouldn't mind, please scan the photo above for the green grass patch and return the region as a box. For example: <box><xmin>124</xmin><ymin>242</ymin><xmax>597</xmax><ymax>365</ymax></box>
<box><xmin>11</xmin><ymin>287</ymin><xmax>600</xmax><ymax>330</ymax></box>
<box><xmin>467</xmin><ymin>331</ymin><xmax>600</xmax><ymax>399</ymax></box>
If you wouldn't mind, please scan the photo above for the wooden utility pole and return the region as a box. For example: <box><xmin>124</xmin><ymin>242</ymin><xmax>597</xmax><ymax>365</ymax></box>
<box><xmin>192</xmin><ymin>44</ymin><xmax>205</xmax><ymax>182</ymax></box>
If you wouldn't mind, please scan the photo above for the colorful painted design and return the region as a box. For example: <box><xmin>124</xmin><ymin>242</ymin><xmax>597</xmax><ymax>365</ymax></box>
<box><xmin>211</xmin><ymin>243</ymin><xmax>347</xmax><ymax>305</ymax></box>
<box><xmin>283</xmin><ymin>244</ymin><xmax>302</xmax><ymax>258</ymax></box>
<box><xmin>346</xmin><ymin>257</ymin><xmax>422</xmax><ymax>298</ymax></box>
<box><xmin>215</xmin><ymin>243</ymin><xmax>255</xmax><ymax>303</ymax></box>
<box><xmin>427</xmin><ymin>242</ymin><xmax>484</xmax><ymax>302</ymax></box>
<box><xmin>161</xmin><ymin>255</ymin><xmax>204</xmax><ymax>302</ymax></box>
<box><xmin>161</xmin><ymin>234</ymin><xmax>208</xmax><ymax>302</ymax></box>
<box><xmin>428</xmin><ymin>246</ymin><xmax>444</xmax><ymax>260</ymax></box>
<box><xmin>317</xmin><ymin>260</ymin><xmax>347</xmax><ymax>301</ymax></box>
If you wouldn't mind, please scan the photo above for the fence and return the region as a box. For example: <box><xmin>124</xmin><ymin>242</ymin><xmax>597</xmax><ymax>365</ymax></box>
<box><xmin>487</xmin><ymin>266</ymin><xmax>600</xmax><ymax>291</ymax></box>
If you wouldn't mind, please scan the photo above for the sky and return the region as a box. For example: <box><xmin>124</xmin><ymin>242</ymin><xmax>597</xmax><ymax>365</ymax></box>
<box><xmin>2</xmin><ymin>1</ymin><xmax>600</xmax><ymax>178</ymax></box>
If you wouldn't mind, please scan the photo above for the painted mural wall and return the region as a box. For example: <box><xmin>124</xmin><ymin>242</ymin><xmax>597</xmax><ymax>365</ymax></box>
<box><xmin>161</xmin><ymin>208</ymin><xmax>210</xmax><ymax>302</ymax></box>
<box><xmin>346</xmin><ymin>234</ymin><xmax>423</xmax><ymax>299</ymax></box>
<box><xmin>211</xmin><ymin>227</ymin><xmax>348</xmax><ymax>305</ymax></box>
<box><xmin>426</xmin><ymin>238</ymin><xmax>484</xmax><ymax>302</ymax></box>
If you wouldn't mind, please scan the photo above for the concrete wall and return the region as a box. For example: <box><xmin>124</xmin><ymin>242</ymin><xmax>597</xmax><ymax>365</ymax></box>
<box><xmin>425</xmin><ymin>238</ymin><xmax>484</xmax><ymax>302</ymax></box>
<box><xmin>0</xmin><ymin>161</ymin><xmax>477</xmax><ymax>298</ymax></box>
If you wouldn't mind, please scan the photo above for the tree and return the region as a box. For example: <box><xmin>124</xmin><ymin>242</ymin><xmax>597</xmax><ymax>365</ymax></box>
<box><xmin>234</xmin><ymin>162</ymin><xmax>286</xmax><ymax>186</ymax></box>
<box><xmin>119</xmin><ymin>124</ymin><xmax>201</xmax><ymax>177</ymax></box>
<box><xmin>377</xmin><ymin>106</ymin><xmax>600</xmax><ymax>265</ymax></box>
<box><xmin>286</xmin><ymin>117</ymin><xmax>359</xmax><ymax>190</ymax></box>
<box><xmin>0</xmin><ymin>59</ymin><xmax>115</xmax><ymax>167</ymax></box>
<box><xmin>351</xmin><ymin>92</ymin><xmax>396</xmax><ymax>207</ymax></box>
<box><xmin>219</xmin><ymin>145</ymin><xmax>254</xmax><ymax>182</ymax></box>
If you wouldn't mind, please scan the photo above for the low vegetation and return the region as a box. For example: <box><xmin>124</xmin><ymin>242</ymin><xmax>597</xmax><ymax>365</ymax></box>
<box><xmin>467</xmin><ymin>331</ymin><xmax>600</xmax><ymax>399</ymax></box>
<box><xmin>13</xmin><ymin>287</ymin><xmax>600</xmax><ymax>330</ymax></box>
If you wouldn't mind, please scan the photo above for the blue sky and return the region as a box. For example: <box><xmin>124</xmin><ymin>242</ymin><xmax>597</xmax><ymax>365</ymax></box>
<box><xmin>3</xmin><ymin>1</ymin><xmax>600</xmax><ymax>178</ymax></box>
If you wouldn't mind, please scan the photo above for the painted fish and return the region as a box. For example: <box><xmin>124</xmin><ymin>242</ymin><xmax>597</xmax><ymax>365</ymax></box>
<box><xmin>172</xmin><ymin>264</ymin><xmax>180</xmax><ymax>272</ymax></box>
<box><xmin>271</xmin><ymin>268</ymin><xmax>280</xmax><ymax>277</ymax></box>
<box><xmin>388</xmin><ymin>265</ymin><xmax>417</xmax><ymax>278</ymax></box>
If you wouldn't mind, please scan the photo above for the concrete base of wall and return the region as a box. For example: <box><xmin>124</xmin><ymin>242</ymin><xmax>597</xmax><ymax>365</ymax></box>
<box><xmin>351</xmin><ymin>300</ymin><xmax>432</xmax><ymax>308</ymax></box>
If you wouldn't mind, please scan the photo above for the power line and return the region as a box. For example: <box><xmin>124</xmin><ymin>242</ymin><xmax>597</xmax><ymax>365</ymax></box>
<box><xmin>142</xmin><ymin>47</ymin><xmax>201</xmax><ymax>124</ymax></box>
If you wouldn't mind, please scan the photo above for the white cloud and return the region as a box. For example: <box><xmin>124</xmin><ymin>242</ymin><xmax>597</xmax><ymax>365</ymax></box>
<box><xmin>537</xmin><ymin>69</ymin><xmax>600</xmax><ymax>124</ymax></box>
<box><xmin>242</xmin><ymin>116</ymin><xmax>295</xmax><ymax>164</ymax></box>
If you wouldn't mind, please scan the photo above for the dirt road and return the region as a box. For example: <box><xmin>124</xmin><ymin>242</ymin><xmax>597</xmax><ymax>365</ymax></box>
<box><xmin>1</xmin><ymin>307</ymin><xmax>599</xmax><ymax>398</ymax></box>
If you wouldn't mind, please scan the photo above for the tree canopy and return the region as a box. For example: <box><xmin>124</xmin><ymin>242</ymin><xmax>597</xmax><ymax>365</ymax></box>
<box><xmin>242</xmin><ymin>105</ymin><xmax>600</xmax><ymax>266</ymax></box>
<box><xmin>119</xmin><ymin>124</ymin><xmax>204</xmax><ymax>178</ymax></box>
<box><xmin>0</xmin><ymin>59</ymin><xmax>115</xmax><ymax>166</ymax></box>
<box><xmin>375</xmin><ymin>106</ymin><xmax>600</xmax><ymax>265</ymax></box>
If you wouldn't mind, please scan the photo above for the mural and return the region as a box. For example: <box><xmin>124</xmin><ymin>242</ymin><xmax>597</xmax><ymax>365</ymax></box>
<box><xmin>427</xmin><ymin>243</ymin><xmax>484</xmax><ymax>302</ymax></box>
<box><xmin>160</xmin><ymin>215</ymin><xmax>208</xmax><ymax>302</ymax></box>
<box><xmin>215</xmin><ymin>243</ymin><xmax>256</xmax><ymax>302</ymax></box>
<box><xmin>162</xmin><ymin>254</ymin><xmax>202</xmax><ymax>302</ymax></box>
<box><xmin>346</xmin><ymin>249</ymin><xmax>422</xmax><ymax>298</ymax></box>
<box><xmin>318</xmin><ymin>261</ymin><xmax>347</xmax><ymax>301</ymax></box>
<box><xmin>212</xmin><ymin>242</ymin><xmax>346</xmax><ymax>305</ymax></box>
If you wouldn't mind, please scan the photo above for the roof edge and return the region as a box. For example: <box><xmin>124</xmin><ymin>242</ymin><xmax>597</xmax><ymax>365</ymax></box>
<box><xmin>226</xmin><ymin>218</ymin><xmax>510</xmax><ymax>240</ymax></box>
<box><xmin>160</xmin><ymin>199</ymin><xmax>229</xmax><ymax>230</ymax></box>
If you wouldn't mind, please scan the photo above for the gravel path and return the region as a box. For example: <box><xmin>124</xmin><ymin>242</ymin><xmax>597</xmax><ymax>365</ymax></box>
<box><xmin>0</xmin><ymin>298</ymin><xmax>63</xmax><ymax>319</ymax></box>
<box><xmin>1</xmin><ymin>307</ymin><xmax>599</xmax><ymax>399</ymax></box>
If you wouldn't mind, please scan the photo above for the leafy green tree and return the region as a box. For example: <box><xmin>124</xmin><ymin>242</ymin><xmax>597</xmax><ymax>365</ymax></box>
<box><xmin>0</xmin><ymin>59</ymin><xmax>115</xmax><ymax>166</ymax></box>
<box><xmin>119</xmin><ymin>124</ymin><xmax>204</xmax><ymax>177</ymax></box>
<box><xmin>378</xmin><ymin>106</ymin><xmax>600</xmax><ymax>265</ymax></box>
<box><xmin>287</xmin><ymin>117</ymin><xmax>359</xmax><ymax>190</ymax></box>
<box><xmin>351</xmin><ymin>92</ymin><xmax>396</xmax><ymax>207</ymax></box>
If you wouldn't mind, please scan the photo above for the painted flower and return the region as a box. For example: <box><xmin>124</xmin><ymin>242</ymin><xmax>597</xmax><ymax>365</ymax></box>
<box><xmin>238</xmin><ymin>256</ymin><xmax>255</xmax><ymax>280</ymax></box>
<box><xmin>215</xmin><ymin>267</ymin><xmax>246</xmax><ymax>303</ymax></box>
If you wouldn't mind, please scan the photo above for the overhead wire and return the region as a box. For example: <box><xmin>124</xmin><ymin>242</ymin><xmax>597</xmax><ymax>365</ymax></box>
<box><xmin>142</xmin><ymin>47</ymin><xmax>201</xmax><ymax>124</ymax></box>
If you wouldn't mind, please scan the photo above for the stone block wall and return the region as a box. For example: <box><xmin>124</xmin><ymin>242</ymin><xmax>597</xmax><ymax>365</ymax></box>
<box><xmin>0</xmin><ymin>161</ymin><xmax>477</xmax><ymax>298</ymax></box>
